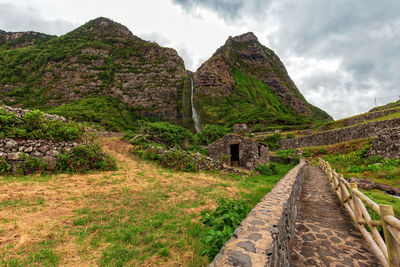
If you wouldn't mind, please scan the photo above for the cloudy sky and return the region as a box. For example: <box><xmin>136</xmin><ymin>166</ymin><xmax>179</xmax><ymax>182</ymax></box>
<box><xmin>1</xmin><ymin>0</ymin><xmax>399</xmax><ymax>119</ymax></box>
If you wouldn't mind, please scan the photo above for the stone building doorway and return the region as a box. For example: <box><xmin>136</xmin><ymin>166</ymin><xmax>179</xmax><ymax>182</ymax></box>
<box><xmin>230</xmin><ymin>144</ymin><xmax>239</xmax><ymax>167</ymax></box>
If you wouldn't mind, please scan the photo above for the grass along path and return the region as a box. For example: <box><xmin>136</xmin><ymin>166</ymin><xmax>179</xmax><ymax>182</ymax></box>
<box><xmin>0</xmin><ymin>138</ymin><xmax>294</xmax><ymax>266</ymax></box>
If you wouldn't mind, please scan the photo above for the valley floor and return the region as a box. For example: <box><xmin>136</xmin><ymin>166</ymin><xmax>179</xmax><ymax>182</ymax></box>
<box><xmin>0</xmin><ymin>138</ymin><xmax>292</xmax><ymax>266</ymax></box>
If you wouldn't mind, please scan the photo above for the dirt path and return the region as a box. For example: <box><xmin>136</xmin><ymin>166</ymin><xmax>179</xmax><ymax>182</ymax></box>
<box><xmin>289</xmin><ymin>166</ymin><xmax>381</xmax><ymax>267</ymax></box>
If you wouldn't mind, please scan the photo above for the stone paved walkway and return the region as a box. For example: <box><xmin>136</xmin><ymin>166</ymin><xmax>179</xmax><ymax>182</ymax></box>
<box><xmin>289</xmin><ymin>166</ymin><xmax>381</xmax><ymax>267</ymax></box>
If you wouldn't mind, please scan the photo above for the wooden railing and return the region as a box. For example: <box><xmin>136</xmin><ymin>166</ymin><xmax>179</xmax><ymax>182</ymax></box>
<box><xmin>318</xmin><ymin>158</ymin><xmax>400</xmax><ymax>267</ymax></box>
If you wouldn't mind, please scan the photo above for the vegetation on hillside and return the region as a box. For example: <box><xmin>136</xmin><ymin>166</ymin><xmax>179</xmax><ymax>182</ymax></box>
<box><xmin>197</xmin><ymin>69</ymin><xmax>317</xmax><ymax>131</ymax></box>
<box><xmin>43</xmin><ymin>96</ymin><xmax>145</xmax><ymax>132</ymax></box>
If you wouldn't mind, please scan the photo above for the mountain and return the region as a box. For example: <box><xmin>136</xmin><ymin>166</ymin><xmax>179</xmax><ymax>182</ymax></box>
<box><xmin>0</xmin><ymin>18</ymin><xmax>331</xmax><ymax>131</ymax></box>
<box><xmin>0</xmin><ymin>17</ymin><xmax>186</xmax><ymax>122</ymax></box>
<box><xmin>193</xmin><ymin>32</ymin><xmax>332</xmax><ymax>128</ymax></box>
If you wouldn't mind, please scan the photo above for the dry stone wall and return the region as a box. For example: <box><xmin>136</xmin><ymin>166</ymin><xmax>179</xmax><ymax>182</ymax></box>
<box><xmin>0</xmin><ymin>138</ymin><xmax>80</xmax><ymax>171</ymax></box>
<box><xmin>209</xmin><ymin>160</ymin><xmax>307</xmax><ymax>267</ymax></box>
<box><xmin>279</xmin><ymin>118</ymin><xmax>400</xmax><ymax>150</ymax></box>
<box><xmin>367</xmin><ymin>127</ymin><xmax>400</xmax><ymax>159</ymax></box>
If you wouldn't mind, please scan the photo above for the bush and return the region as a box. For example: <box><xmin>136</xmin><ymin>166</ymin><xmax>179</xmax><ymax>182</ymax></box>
<box><xmin>200</xmin><ymin>199</ymin><xmax>249</xmax><ymax>260</ymax></box>
<box><xmin>134</xmin><ymin>146</ymin><xmax>199</xmax><ymax>172</ymax></box>
<box><xmin>133</xmin><ymin>122</ymin><xmax>192</xmax><ymax>148</ymax></box>
<box><xmin>255</xmin><ymin>163</ymin><xmax>278</xmax><ymax>176</ymax></box>
<box><xmin>261</xmin><ymin>133</ymin><xmax>282</xmax><ymax>150</ymax></box>
<box><xmin>286</xmin><ymin>133</ymin><xmax>295</xmax><ymax>139</ymax></box>
<box><xmin>0</xmin><ymin>158</ymin><xmax>11</xmax><ymax>175</ymax></box>
<box><xmin>56</xmin><ymin>143</ymin><xmax>117</xmax><ymax>173</ymax></box>
<box><xmin>0</xmin><ymin>107</ymin><xmax>83</xmax><ymax>141</ymax></box>
<box><xmin>195</xmin><ymin>125</ymin><xmax>229</xmax><ymax>146</ymax></box>
<box><xmin>16</xmin><ymin>153</ymin><xmax>48</xmax><ymax>175</ymax></box>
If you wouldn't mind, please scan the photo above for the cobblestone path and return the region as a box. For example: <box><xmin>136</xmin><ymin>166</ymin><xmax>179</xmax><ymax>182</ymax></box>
<box><xmin>289</xmin><ymin>166</ymin><xmax>381</xmax><ymax>267</ymax></box>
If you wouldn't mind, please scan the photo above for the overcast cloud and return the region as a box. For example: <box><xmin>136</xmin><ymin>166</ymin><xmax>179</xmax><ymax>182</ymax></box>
<box><xmin>0</xmin><ymin>0</ymin><xmax>399</xmax><ymax>119</ymax></box>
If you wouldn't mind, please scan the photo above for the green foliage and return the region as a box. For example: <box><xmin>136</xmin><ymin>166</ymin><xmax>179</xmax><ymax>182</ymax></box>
<box><xmin>44</xmin><ymin>96</ymin><xmax>144</xmax><ymax>132</ymax></box>
<box><xmin>255</xmin><ymin>163</ymin><xmax>278</xmax><ymax>176</ymax></box>
<box><xmin>197</xmin><ymin>69</ymin><xmax>314</xmax><ymax>127</ymax></box>
<box><xmin>56</xmin><ymin>143</ymin><xmax>117</xmax><ymax>173</ymax></box>
<box><xmin>286</xmin><ymin>133</ymin><xmax>295</xmax><ymax>139</ymax></box>
<box><xmin>0</xmin><ymin>157</ymin><xmax>11</xmax><ymax>174</ymax></box>
<box><xmin>275</xmin><ymin>149</ymin><xmax>301</xmax><ymax>164</ymax></box>
<box><xmin>0</xmin><ymin>107</ymin><xmax>83</xmax><ymax>141</ymax></box>
<box><xmin>200</xmin><ymin>199</ymin><xmax>250</xmax><ymax>259</ymax></box>
<box><xmin>261</xmin><ymin>133</ymin><xmax>282</xmax><ymax>150</ymax></box>
<box><xmin>16</xmin><ymin>153</ymin><xmax>48</xmax><ymax>175</ymax></box>
<box><xmin>195</xmin><ymin>124</ymin><xmax>229</xmax><ymax>146</ymax></box>
<box><xmin>132</xmin><ymin>121</ymin><xmax>193</xmax><ymax>148</ymax></box>
<box><xmin>134</xmin><ymin>146</ymin><xmax>199</xmax><ymax>172</ymax></box>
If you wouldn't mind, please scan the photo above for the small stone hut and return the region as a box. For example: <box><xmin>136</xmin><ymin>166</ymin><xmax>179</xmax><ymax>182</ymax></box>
<box><xmin>207</xmin><ymin>134</ymin><xmax>269</xmax><ymax>169</ymax></box>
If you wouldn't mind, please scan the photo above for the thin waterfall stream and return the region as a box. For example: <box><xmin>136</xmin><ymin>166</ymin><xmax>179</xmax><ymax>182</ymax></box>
<box><xmin>190</xmin><ymin>78</ymin><xmax>201</xmax><ymax>132</ymax></box>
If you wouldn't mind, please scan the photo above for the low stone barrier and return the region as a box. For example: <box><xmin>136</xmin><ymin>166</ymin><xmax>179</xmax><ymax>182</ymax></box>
<box><xmin>279</xmin><ymin>117</ymin><xmax>400</xmax><ymax>150</ymax></box>
<box><xmin>0</xmin><ymin>138</ymin><xmax>80</xmax><ymax>171</ymax></box>
<box><xmin>209</xmin><ymin>160</ymin><xmax>307</xmax><ymax>267</ymax></box>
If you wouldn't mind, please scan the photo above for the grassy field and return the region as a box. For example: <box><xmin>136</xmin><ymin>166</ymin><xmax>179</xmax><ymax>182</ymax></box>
<box><xmin>0</xmin><ymin>138</ymin><xmax>294</xmax><ymax>266</ymax></box>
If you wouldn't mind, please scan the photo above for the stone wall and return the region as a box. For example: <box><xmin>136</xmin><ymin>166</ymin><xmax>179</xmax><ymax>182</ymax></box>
<box><xmin>208</xmin><ymin>134</ymin><xmax>269</xmax><ymax>170</ymax></box>
<box><xmin>367</xmin><ymin>127</ymin><xmax>400</xmax><ymax>159</ymax></box>
<box><xmin>317</xmin><ymin>107</ymin><xmax>400</xmax><ymax>132</ymax></box>
<box><xmin>279</xmin><ymin>117</ymin><xmax>400</xmax><ymax>150</ymax></box>
<box><xmin>209</xmin><ymin>160</ymin><xmax>307</xmax><ymax>267</ymax></box>
<box><xmin>0</xmin><ymin>138</ymin><xmax>80</xmax><ymax>171</ymax></box>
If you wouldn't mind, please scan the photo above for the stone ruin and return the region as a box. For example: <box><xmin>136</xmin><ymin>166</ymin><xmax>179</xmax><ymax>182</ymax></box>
<box><xmin>207</xmin><ymin>134</ymin><xmax>269</xmax><ymax>170</ymax></box>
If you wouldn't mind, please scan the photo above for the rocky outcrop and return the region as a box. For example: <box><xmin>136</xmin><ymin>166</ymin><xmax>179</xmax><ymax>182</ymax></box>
<box><xmin>209</xmin><ymin>160</ymin><xmax>307</xmax><ymax>267</ymax></box>
<box><xmin>279</xmin><ymin>117</ymin><xmax>400</xmax><ymax>150</ymax></box>
<box><xmin>348</xmin><ymin>177</ymin><xmax>400</xmax><ymax>197</ymax></box>
<box><xmin>367</xmin><ymin>127</ymin><xmax>400</xmax><ymax>159</ymax></box>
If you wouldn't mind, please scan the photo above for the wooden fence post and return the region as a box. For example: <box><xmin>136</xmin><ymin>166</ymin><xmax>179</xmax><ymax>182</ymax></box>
<box><xmin>350</xmin><ymin>183</ymin><xmax>361</xmax><ymax>226</ymax></box>
<box><xmin>380</xmin><ymin>204</ymin><xmax>400</xmax><ymax>267</ymax></box>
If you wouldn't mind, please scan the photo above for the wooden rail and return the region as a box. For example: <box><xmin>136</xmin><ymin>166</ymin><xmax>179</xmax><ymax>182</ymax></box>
<box><xmin>318</xmin><ymin>158</ymin><xmax>400</xmax><ymax>267</ymax></box>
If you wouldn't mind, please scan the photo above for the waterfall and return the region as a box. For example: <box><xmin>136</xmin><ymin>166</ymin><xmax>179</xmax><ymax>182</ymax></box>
<box><xmin>191</xmin><ymin>78</ymin><xmax>201</xmax><ymax>132</ymax></box>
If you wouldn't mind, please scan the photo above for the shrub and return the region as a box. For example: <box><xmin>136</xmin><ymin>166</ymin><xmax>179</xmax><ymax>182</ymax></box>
<box><xmin>200</xmin><ymin>199</ymin><xmax>249</xmax><ymax>260</ymax></box>
<box><xmin>286</xmin><ymin>133</ymin><xmax>295</xmax><ymax>139</ymax></box>
<box><xmin>134</xmin><ymin>122</ymin><xmax>193</xmax><ymax>148</ymax></box>
<box><xmin>195</xmin><ymin>125</ymin><xmax>229</xmax><ymax>146</ymax></box>
<box><xmin>134</xmin><ymin>146</ymin><xmax>199</xmax><ymax>172</ymax></box>
<box><xmin>0</xmin><ymin>158</ymin><xmax>11</xmax><ymax>175</ymax></box>
<box><xmin>56</xmin><ymin>143</ymin><xmax>117</xmax><ymax>173</ymax></box>
<box><xmin>16</xmin><ymin>153</ymin><xmax>48</xmax><ymax>175</ymax></box>
<box><xmin>261</xmin><ymin>133</ymin><xmax>281</xmax><ymax>150</ymax></box>
<box><xmin>255</xmin><ymin>163</ymin><xmax>278</xmax><ymax>176</ymax></box>
<box><xmin>349</xmin><ymin>165</ymin><xmax>364</xmax><ymax>173</ymax></box>
<box><xmin>0</xmin><ymin>107</ymin><xmax>83</xmax><ymax>141</ymax></box>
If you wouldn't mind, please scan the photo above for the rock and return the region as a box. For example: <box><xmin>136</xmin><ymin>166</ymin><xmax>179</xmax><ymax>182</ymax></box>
<box><xmin>7</xmin><ymin>152</ymin><xmax>21</xmax><ymax>161</ymax></box>
<box><xmin>43</xmin><ymin>156</ymin><xmax>57</xmax><ymax>170</ymax></box>
<box><xmin>5</xmin><ymin>139</ymin><xmax>17</xmax><ymax>149</ymax></box>
<box><xmin>348</xmin><ymin>177</ymin><xmax>400</xmax><ymax>196</ymax></box>
<box><xmin>38</xmin><ymin>145</ymin><xmax>49</xmax><ymax>153</ymax></box>
<box><xmin>24</xmin><ymin>146</ymin><xmax>33</xmax><ymax>153</ymax></box>
<box><xmin>228</xmin><ymin>251</ymin><xmax>252</xmax><ymax>267</ymax></box>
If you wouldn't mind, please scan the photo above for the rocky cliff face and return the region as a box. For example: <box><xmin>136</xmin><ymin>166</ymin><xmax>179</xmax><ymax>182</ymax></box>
<box><xmin>0</xmin><ymin>18</ymin><xmax>186</xmax><ymax>121</ymax></box>
<box><xmin>193</xmin><ymin>32</ymin><xmax>331</xmax><ymax>125</ymax></box>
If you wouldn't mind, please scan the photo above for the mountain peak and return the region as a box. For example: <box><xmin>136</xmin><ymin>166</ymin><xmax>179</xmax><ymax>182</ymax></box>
<box><xmin>230</xmin><ymin>32</ymin><xmax>259</xmax><ymax>43</ymax></box>
<box><xmin>73</xmin><ymin>17</ymin><xmax>134</xmax><ymax>39</ymax></box>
